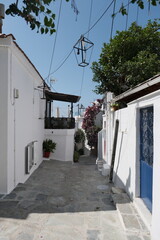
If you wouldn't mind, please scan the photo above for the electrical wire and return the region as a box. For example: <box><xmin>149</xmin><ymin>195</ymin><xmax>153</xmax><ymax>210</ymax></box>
<box><xmin>47</xmin><ymin>48</ymin><xmax>74</xmax><ymax>76</ymax></box>
<box><xmin>110</xmin><ymin>0</ymin><xmax>117</xmax><ymax>40</ymax></box>
<box><xmin>83</xmin><ymin>0</ymin><xmax>115</xmax><ymax>36</ymax></box>
<box><xmin>87</xmin><ymin>0</ymin><xmax>93</xmax><ymax>39</ymax></box>
<box><xmin>114</xmin><ymin>0</ymin><xmax>132</xmax><ymax>16</ymax></box>
<box><xmin>80</xmin><ymin>67</ymin><xmax>85</xmax><ymax>97</ymax></box>
<box><xmin>136</xmin><ymin>4</ymin><xmax>139</xmax><ymax>24</ymax></box>
<box><xmin>79</xmin><ymin>0</ymin><xmax>94</xmax><ymax>98</ymax></box>
<box><xmin>125</xmin><ymin>0</ymin><xmax>130</xmax><ymax>31</ymax></box>
<box><xmin>46</xmin><ymin>0</ymin><xmax>115</xmax><ymax>79</ymax></box>
<box><xmin>46</xmin><ymin>0</ymin><xmax>63</xmax><ymax>85</ymax></box>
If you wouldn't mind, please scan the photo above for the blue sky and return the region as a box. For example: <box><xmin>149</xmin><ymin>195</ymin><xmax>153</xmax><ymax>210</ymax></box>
<box><xmin>1</xmin><ymin>0</ymin><xmax>160</xmax><ymax>116</ymax></box>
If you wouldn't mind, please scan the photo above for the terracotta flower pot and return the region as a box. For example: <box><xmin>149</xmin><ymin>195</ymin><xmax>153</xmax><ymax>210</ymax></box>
<box><xmin>43</xmin><ymin>151</ymin><xmax>50</xmax><ymax>158</ymax></box>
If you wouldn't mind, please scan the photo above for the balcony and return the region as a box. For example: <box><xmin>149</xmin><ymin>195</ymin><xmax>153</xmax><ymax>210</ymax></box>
<box><xmin>45</xmin><ymin>117</ymin><xmax>75</xmax><ymax>129</ymax></box>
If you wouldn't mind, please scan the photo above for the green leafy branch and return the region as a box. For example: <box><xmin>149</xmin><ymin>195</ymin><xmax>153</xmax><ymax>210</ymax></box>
<box><xmin>6</xmin><ymin>0</ymin><xmax>69</xmax><ymax>35</ymax></box>
<box><xmin>119</xmin><ymin>0</ymin><xmax>160</xmax><ymax>16</ymax></box>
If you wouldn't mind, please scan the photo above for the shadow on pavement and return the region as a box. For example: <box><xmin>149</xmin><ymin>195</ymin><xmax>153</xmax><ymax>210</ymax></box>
<box><xmin>0</xmin><ymin>156</ymin><xmax>115</xmax><ymax>219</ymax></box>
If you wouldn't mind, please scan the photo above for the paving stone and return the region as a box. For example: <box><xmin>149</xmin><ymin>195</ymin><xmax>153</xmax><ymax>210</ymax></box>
<box><xmin>137</xmin><ymin>216</ymin><xmax>150</xmax><ymax>233</ymax></box>
<box><xmin>14</xmin><ymin>186</ymin><xmax>26</xmax><ymax>192</ymax></box>
<box><xmin>39</xmin><ymin>227</ymin><xmax>85</xmax><ymax>240</ymax></box>
<box><xmin>0</xmin><ymin>195</ymin><xmax>4</xmax><ymax>199</ymax></box>
<box><xmin>102</xmin><ymin>226</ymin><xmax>127</xmax><ymax>240</ymax></box>
<box><xmin>0</xmin><ymin>220</ymin><xmax>21</xmax><ymax>236</ymax></box>
<box><xmin>142</xmin><ymin>235</ymin><xmax>151</xmax><ymax>240</ymax></box>
<box><xmin>11</xmin><ymin>231</ymin><xmax>34</xmax><ymax>240</ymax></box>
<box><xmin>4</xmin><ymin>193</ymin><xmax>17</xmax><ymax>200</ymax></box>
<box><xmin>87</xmin><ymin>230</ymin><xmax>101</xmax><ymax>240</ymax></box>
<box><xmin>17</xmin><ymin>196</ymin><xmax>23</xmax><ymax>200</ymax></box>
<box><xmin>0</xmin><ymin>156</ymin><xmax>150</xmax><ymax>240</ymax></box>
<box><xmin>101</xmin><ymin>197</ymin><xmax>112</xmax><ymax>205</ymax></box>
<box><xmin>0</xmin><ymin>201</ymin><xmax>18</xmax><ymax>208</ymax></box>
<box><xmin>97</xmin><ymin>185</ymin><xmax>109</xmax><ymax>190</ymax></box>
<box><xmin>127</xmin><ymin>235</ymin><xmax>142</xmax><ymax>240</ymax></box>
<box><xmin>47</xmin><ymin>196</ymin><xmax>67</xmax><ymax>206</ymax></box>
<box><xmin>35</xmin><ymin>194</ymin><xmax>48</xmax><ymax>201</ymax></box>
<box><xmin>112</xmin><ymin>187</ymin><xmax>125</xmax><ymax>194</ymax></box>
<box><xmin>112</xmin><ymin>193</ymin><xmax>131</xmax><ymax>204</ymax></box>
<box><xmin>116</xmin><ymin>203</ymin><xmax>135</xmax><ymax>214</ymax></box>
<box><xmin>121</xmin><ymin>214</ymin><xmax>141</xmax><ymax>231</ymax></box>
<box><xmin>46</xmin><ymin>213</ymin><xmax>85</xmax><ymax>227</ymax></box>
<box><xmin>101</xmin><ymin>212</ymin><xmax>124</xmax><ymax>229</ymax></box>
<box><xmin>18</xmin><ymin>200</ymin><xmax>36</xmax><ymax>209</ymax></box>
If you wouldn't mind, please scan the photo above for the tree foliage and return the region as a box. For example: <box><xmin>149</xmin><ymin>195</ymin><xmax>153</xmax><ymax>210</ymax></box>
<box><xmin>5</xmin><ymin>1</ymin><xmax>160</xmax><ymax>35</ymax></box>
<box><xmin>91</xmin><ymin>20</ymin><xmax>160</xmax><ymax>96</ymax></box>
<box><xmin>6</xmin><ymin>0</ymin><xmax>70</xmax><ymax>35</ymax></box>
<box><xmin>120</xmin><ymin>0</ymin><xmax>160</xmax><ymax>15</ymax></box>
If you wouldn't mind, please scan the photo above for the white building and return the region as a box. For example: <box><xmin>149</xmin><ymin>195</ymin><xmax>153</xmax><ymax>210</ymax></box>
<box><xmin>99</xmin><ymin>75</ymin><xmax>160</xmax><ymax>240</ymax></box>
<box><xmin>0</xmin><ymin>34</ymin><xmax>80</xmax><ymax>194</ymax></box>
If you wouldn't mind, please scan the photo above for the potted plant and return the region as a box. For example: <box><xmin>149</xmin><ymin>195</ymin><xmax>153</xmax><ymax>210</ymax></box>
<box><xmin>43</xmin><ymin>139</ymin><xmax>56</xmax><ymax>158</ymax></box>
<box><xmin>110</xmin><ymin>103</ymin><xmax>119</xmax><ymax>112</ymax></box>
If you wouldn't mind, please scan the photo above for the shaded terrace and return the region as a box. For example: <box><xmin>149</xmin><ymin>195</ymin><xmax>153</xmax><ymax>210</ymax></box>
<box><xmin>45</xmin><ymin>90</ymin><xmax>80</xmax><ymax>129</ymax></box>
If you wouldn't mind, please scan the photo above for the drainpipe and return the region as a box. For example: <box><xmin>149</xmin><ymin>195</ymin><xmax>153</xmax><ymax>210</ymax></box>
<box><xmin>109</xmin><ymin>119</ymin><xmax>119</xmax><ymax>182</ymax></box>
<box><xmin>71</xmin><ymin>102</ymin><xmax>73</xmax><ymax>118</ymax></box>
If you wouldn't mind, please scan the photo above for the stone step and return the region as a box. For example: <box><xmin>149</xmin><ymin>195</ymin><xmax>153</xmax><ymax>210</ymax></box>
<box><xmin>101</xmin><ymin>163</ymin><xmax>110</xmax><ymax>176</ymax></box>
<box><xmin>111</xmin><ymin>187</ymin><xmax>151</xmax><ymax>240</ymax></box>
<box><xmin>96</xmin><ymin>159</ymin><xmax>104</xmax><ymax>171</ymax></box>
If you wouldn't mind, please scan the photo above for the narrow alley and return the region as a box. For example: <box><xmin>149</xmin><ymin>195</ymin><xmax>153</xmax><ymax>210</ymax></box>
<box><xmin>0</xmin><ymin>156</ymin><xmax>149</xmax><ymax>240</ymax></box>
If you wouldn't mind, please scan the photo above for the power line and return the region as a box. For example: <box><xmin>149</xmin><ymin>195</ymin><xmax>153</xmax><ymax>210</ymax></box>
<box><xmin>79</xmin><ymin>0</ymin><xmax>94</xmax><ymax>98</ymax></box>
<box><xmin>45</xmin><ymin>0</ymin><xmax>115</xmax><ymax>79</ymax></box>
<box><xmin>114</xmin><ymin>0</ymin><xmax>132</xmax><ymax>16</ymax></box>
<box><xmin>136</xmin><ymin>4</ymin><xmax>139</xmax><ymax>24</ymax></box>
<box><xmin>110</xmin><ymin>0</ymin><xmax>116</xmax><ymax>40</ymax></box>
<box><xmin>46</xmin><ymin>0</ymin><xmax>63</xmax><ymax>85</ymax></box>
<box><xmin>83</xmin><ymin>0</ymin><xmax>114</xmax><ymax>36</ymax></box>
<box><xmin>46</xmin><ymin>48</ymin><xmax>74</xmax><ymax>77</ymax></box>
<box><xmin>87</xmin><ymin>0</ymin><xmax>93</xmax><ymax>39</ymax></box>
<box><xmin>125</xmin><ymin>0</ymin><xmax>130</xmax><ymax>31</ymax></box>
<box><xmin>80</xmin><ymin>67</ymin><xmax>85</xmax><ymax>97</ymax></box>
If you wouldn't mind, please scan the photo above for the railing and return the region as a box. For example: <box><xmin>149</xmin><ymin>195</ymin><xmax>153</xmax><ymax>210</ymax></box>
<box><xmin>45</xmin><ymin>117</ymin><xmax>75</xmax><ymax>129</ymax></box>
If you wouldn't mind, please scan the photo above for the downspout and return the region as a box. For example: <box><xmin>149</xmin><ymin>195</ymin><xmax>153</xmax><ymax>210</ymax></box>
<box><xmin>109</xmin><ymin>119</ymin><xmax>119</xmax><ymax>182</ymax></box>
<box><xmin>9</xmin><ymin>50</ymin><xmax>16</xmax><ymax>187</ymax></box>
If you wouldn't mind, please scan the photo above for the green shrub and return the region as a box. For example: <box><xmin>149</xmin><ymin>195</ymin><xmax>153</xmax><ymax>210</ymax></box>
<box><xmin>43</xmin><ymin>139</ymin><xmax>56</xmax><ymax>153</ymax></box>
<box><xmin>78</xmin><ymin>148</ymin><xmax>84</xmax><ymax>155</ymax></box>
<box><xmin>74</xmin><ymin>151</ymin><xmax>80</xmax><ymax>162</ymax></box>
<box><xmin>74</xmin><ymin>129</ymin><xmax>85</xmax><ymax>143</ymax></box>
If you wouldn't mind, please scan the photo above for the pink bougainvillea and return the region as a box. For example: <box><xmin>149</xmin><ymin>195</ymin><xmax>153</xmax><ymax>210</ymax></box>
<box><xmin>82</xmin><ymin>99</ymin><xmax>103</xmax><ymax>149</ymax></box>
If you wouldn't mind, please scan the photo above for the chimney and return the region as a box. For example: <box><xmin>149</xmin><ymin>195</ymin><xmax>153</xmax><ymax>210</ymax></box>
<box><xmin>0</xmin><ymin>4</ymin><xmax>5</xmax><ymax>34</ymax></box>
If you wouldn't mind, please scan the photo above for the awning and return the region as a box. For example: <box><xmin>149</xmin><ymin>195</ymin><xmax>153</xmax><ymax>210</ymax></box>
<box><xmin>45</xmin><ymin>90</ymin><xmax>81</xmax><ymax>103</ymax></box>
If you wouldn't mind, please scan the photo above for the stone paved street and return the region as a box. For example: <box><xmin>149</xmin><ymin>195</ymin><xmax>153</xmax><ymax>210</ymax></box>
<box><xmin>0</xmin><ymin>156</ymin><xmax>150</xmax><ymax>240</ymax></box>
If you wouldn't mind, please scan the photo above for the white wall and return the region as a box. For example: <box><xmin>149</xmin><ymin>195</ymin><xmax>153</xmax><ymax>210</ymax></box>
<box><xmin>0</xmin><ymin>36</ymin><xmax>45</xmax><ymax>194</ymax></box>
<box><xmin>0</xmin><ymin>45</ymin><xmax>9</xmax><ymax>193</ymax></box>
<box><xmin>75</xmin><ymin>116</ymin><xmax>83</xmax><ymax>130</ymax></box>
<box><xmin>105</xmin><ymin>90</ymin><xmax>160</xmax><ymax>240</ymax></box>
<box><xmin>44</xmin><ymin>129</ymin><xmax>75</xmax><ymax>161</ymax></box>
<box><xmin>112</xmin><ymin>106</ymin><xmax>137</xmax><ymax>198</ymax></box>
